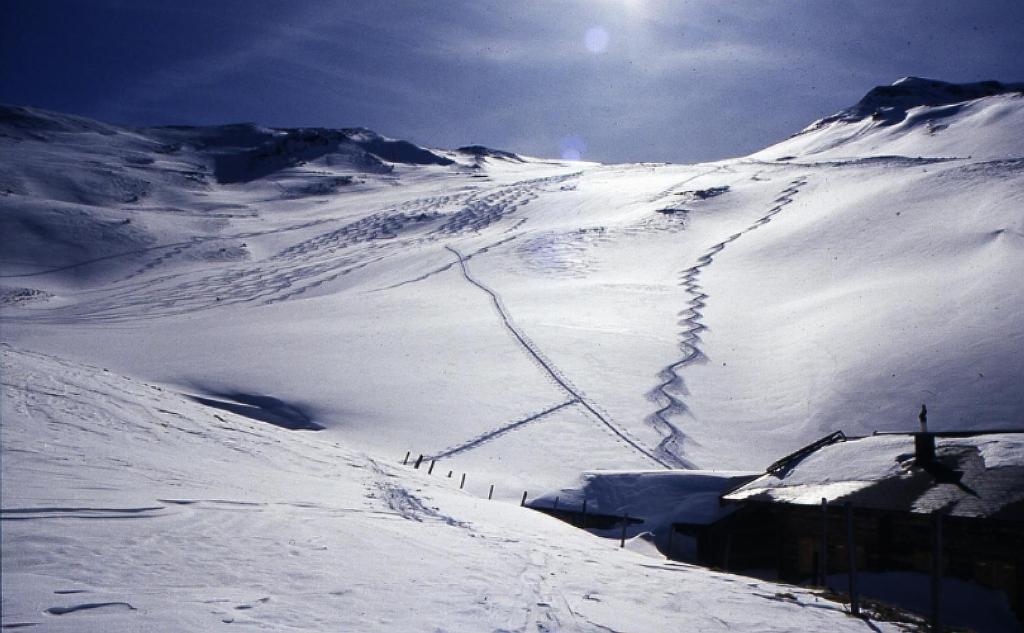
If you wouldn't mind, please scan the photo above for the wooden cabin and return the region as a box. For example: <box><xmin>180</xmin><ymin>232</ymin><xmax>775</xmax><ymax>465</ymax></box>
<box><xmin>685</xmin><ymin>430</ymin><xmax>1024</xmax><ymax>624</ymax></box>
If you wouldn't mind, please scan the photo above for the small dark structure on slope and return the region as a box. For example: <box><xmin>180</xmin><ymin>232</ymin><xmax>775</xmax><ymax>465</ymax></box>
<box><xmin>687</xmin><ymin>427</ymin><xmax>1024</xmax><ymax>625</ymax></box>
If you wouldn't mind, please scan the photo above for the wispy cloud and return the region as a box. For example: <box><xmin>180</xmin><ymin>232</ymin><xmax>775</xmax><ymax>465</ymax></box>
<box><xmin>7</xmin><ymin>0</ymin><xmax>1023</xmax><ymax>162</ymax></box>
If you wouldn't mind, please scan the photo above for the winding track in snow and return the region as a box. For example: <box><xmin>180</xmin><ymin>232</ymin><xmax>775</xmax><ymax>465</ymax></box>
<box><xmin>646</xmin><ymin>176</ymin><xmax>808</xmax><ymax>464</ymax></box>
<box><xmin>446</xmin><ymin>245</ymin><xmax>671</xmax><ymax>469</ymax></box>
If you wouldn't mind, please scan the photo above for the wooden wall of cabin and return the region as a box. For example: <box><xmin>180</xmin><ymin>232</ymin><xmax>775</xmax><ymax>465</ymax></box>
<box><xmin>763</xmin><ymin>504</ymin><xmax>1022</xmax><ymax>617</ymax></box>
<box><xmin>690</xmin><ymin>505</ymin><xmax>782</xmax><ymax>574</ymax></box>
<box><xmin>683</xmin><ymin>501</ymin><xmax>1022</xmax><ymax>622</ymax></box>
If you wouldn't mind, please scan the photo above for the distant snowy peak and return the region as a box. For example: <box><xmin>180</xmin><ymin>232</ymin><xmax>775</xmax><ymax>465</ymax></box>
<box><xmin>0</xmin><ymin>105</ymin><xmax>455</xmax><ymax>184</ymax></box>
<box><xmin>454</xmin><ymin>145</ymin><xmax>524</xmax><ymax>163</ymax></box>
<box><xmin>145</xmin><ymin>123</ymin><xmax>454</xmax><ymax>183</ymax></box>
<box><xmin>756</xmin><ymin>77</ymin><xmax>1024</xmax><ymax>160</ymax></box>
<box><xmin>815</xmin><ymin>77</ymin><xmax>1024</xmax><ymax>128</ymax></box>
<box><xmin>336</xmin><ymin>127</ymin><xmax>455</xmax><ymax>167</ymax></box>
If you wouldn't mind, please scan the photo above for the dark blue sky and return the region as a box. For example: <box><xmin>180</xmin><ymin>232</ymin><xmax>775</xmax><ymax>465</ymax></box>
<box><xmin>3</xmin><ymin>0</ymin><xmax>1022</xmax><ymax>163</ymax></box>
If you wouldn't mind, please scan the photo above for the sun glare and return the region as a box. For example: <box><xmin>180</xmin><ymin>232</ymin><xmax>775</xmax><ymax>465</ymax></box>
<box><xmin>584</xmin><ymin>26</ymin><xmax>610</xmax><ymax>54</ymax></box>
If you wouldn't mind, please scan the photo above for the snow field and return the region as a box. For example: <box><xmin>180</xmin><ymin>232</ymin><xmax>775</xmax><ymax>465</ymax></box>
<box><xmin>1</xmin><ymin>345</ymin><xmax>902</xmax><ymax>632</ymax></box>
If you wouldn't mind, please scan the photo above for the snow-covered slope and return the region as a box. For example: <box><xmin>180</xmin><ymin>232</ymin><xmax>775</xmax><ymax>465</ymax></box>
<box><xmin>3</xmin><ymin>79</ymin><xmax>1023</xmax><ymax>477</ymax></box>
<box><xmin>1</xmin><ymin>78</ymin><xmax>1022</xmax><ymax>628</ymax></box>
<box><xmin>4</xmin><ymin>345</ymin><xmax>901</xmax><ymax>632</ymax></box>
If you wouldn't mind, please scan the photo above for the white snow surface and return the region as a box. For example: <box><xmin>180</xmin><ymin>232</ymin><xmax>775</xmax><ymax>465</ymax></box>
<box><xmin>2</xmin><ymin>80</ymin><xmax>1023</xmax><ymax>629</ymax></box>
<box><xmin>976</xmin><ymin>435</ymin><xmax>1024</xmax><ymax>469</ymax></box>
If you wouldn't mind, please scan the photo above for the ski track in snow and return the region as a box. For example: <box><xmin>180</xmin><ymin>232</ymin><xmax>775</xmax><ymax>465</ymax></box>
<box><xmin>365</xmin><ymin>457</ymin><xmax>473</xmax><ymax>528</ymax></box>
<box><xmin>646</xmin><ymin>164</ymin><xmax>731</xmax><ymax>203</ymax></box>
<box><xmin>646</xmin><ymin>177</ymin><xmax>808</xmax><ymax>466</ymax></box>
<box><xmin>506</xmin><ymin>547</ymin><xmax>570</xmax><ymax>633</ymax></box>
<box><xmin>434</xmin><ymin>172</ymin><xmax>576</xmax><ymax>234</ymax></box>
<box><xmin>445</xmin><ymin>245</ymin><xmax>672</xmax><ymax>469</ymax></box>
<box><xmin>370</xmin><ymin>234</ymin><xmax>520</xmax><ymax>293</ymax></box>
<box><xmin>430</xmin><ymin>399</ymin><xmax>580</xmax><ymax>460</ymax></box>
<box><xmin>6</xmin><ymin>173</ymin><xmax>577</xmax><ymax>323</ymax></box>
<box><xmin>0</xmin><ymin>506</ymin><xmax>167</xmax><ymax>521</ymax></box>
<box><xmin>372</xmin><ymin>480</ymin><xmax>471</xmax><ymax>529</ymax></box>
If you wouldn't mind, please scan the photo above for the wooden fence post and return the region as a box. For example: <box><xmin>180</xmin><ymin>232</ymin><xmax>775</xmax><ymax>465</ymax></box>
<box><xmin>459</xmin><ymin>473</ymin><xmax>466</xmax><ymax>489</ymax></box>
<box><xmin>414</xmin><ymin>454</ymin><xmax>423</xmax><ymax>469</ymax></box>
<box><xmin>521</xmin><ymin>491</ymin><xmax>528</xmax><ymax>507</ymax></box>
<box><xmin>427</xmin><ymin>460</ymin><xmax>436</xmax><ymax>475</ymax></box>
<box><xmin>447</xmin><ymin>470</ymin><xmax>453</xmax><ymax>478</ymax></box>
<box><xmin>932</xmin><ymin>511</ymin><xmax>943</xmax><ymax>632</ymax></box>
<box><xmin>403</xmin><ymin>451</ymin><xmax>410</xmax><ymax>465</ymax></box>
<box><xmin>846</xmin><ymin>502</ymin><xmax>859</xmax><ymax>616</ymax></box>
<box><xmin>488</xmin><ymin>484</ymin><xmax>494</xmax><ymax>500</ymax></box>
<box><xmin>820</xmin><ymin>498</ymin><xmax>828</xmax><ymax>588</ymax></box>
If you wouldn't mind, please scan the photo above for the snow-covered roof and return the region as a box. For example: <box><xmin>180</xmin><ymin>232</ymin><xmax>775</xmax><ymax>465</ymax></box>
<box><xmin>723</xmin><ymin>433</ymin><xmax>1024</xmax><ymax>520</ymax></box>
<box><xmin>531</xmin><ymin>469</ymin><xmax>758</xmax><ymax>527</ymax></box>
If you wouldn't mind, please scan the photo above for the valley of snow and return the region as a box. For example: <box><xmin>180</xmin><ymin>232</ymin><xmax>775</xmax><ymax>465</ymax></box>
<box><xmin>2</xmin><ymin>78</ymin><xmax>1023</xmax><ymax>630</ymax></box>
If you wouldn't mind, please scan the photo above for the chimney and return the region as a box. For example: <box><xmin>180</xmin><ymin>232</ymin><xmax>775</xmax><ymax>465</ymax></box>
<box><xmin>915</xmin><ymin>404</ymin><xmax>935</xmax><ymax>465</ymax></box>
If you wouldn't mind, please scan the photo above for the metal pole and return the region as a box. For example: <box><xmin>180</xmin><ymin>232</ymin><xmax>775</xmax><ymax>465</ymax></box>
<box><xmin>846</xmin><ymin>502</ymin><xmax>859</xmax><ymax>616</ymax></box>
<box><xmin>931</xmin><ymin>511</ymin><xmax>943</xmax><ymax>632</ymax></box>
<box><xmin>821</xmin><ymin>498</ymin><xmax>828</xmax><ymax>588</ymax></box>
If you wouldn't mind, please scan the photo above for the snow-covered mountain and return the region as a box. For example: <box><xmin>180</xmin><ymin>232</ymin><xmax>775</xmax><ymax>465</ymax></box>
<box><xmin>756</xmin><ymin>77</ymin><xmax>1024</xmax><ymax>160</ymax></box>
<box><xmin>2</xmin><ymin>77</ymin><xmax>1022</xmax><ymax>630</ymax></box>
<box><xmin>4</xmin><ymin>77</ymin><xmax>1021</xmax><ymax>474</ymax></box>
